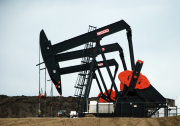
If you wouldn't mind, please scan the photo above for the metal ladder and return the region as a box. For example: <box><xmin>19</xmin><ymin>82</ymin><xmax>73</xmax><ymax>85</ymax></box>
<box><xmin>74</xmin><ymin>25</ymin><xmax>97</xmax><ymax>112</ymax></box>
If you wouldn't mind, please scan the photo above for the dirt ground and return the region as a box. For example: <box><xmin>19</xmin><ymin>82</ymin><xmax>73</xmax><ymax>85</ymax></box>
<box><xmin>0</xmin><ymin>116</ymin><xmax>180</xmax><ymax>126</ymax></box>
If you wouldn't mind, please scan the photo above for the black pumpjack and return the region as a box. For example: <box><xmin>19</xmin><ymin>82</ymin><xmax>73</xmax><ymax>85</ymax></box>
<box><xmin>37</xmin><ymin>20</ymin><xmax>167</xmax><ymax>117</ymax></box>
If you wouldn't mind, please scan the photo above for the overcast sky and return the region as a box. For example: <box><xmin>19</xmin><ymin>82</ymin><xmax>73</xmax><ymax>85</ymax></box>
<box><xmin>0</xmin><ymin>0</ymin><xmax>180</xmax><ymax>100</ymax></box>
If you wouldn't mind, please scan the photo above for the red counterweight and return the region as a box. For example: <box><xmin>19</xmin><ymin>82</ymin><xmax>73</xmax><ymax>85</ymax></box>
<box><xmin>118</xmin><ymin>70</ymin><xmax>150</xmax><ymax>91</ymax></box>
<box><xmin>98</xmin><ymin>89</ymin><xmax>116</xmax><ymax>103</ymax></box>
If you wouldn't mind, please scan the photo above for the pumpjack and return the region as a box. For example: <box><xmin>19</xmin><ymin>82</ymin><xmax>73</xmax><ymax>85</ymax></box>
<box><xmin>37</xmin><ymin>20</ymin><xmax>167</xmax><ymax>117</ymax></box>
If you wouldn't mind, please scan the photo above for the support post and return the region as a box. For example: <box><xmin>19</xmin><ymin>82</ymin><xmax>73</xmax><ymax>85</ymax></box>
<box><xmin>119</xmin><ymin>52</ymin><xmax>127</xmax><ymax>71</ymax></box>
<box><xmin>126</xmin><ymin>29</ymin><xmax>135</xmax><ymax>70</ymax></box>
<box><xmin>87</xmin><ymin>98</ymin><xmax>88</xmax><ymax>113</ymax></box>
<box><xmin>80</xmin><ymin>43</ymin><xmax>99</xmax><ymax>114</ymax></box>
<box><xmin>97</xmin><ymin>101</ymin><xmax>99</xmax><ymax>117</ymax></box>
<box><xmin>45</xmin><ymin>68</ymin><xmax>46</xmax><ymax>116</ymax></box>
<box><xmin>96</xmin><ymin>65</ymin><xmax>110</xmax><ymax>101</ymax></box>
<box><xmin>86</xmin><ymin>71</ymin><xmax>94</xmax><ymax>100</ymax></box>
<box><xmin>38</xmin><ymin>41</ymin><xmax>41</xmax><ymax>116</ymax></box>
<box><xmin>98</xmin><ymin>43</ymin><xmax>119</xmax><ymax>95</ymax></box>
<box><xmin>94</xmin><ymin>73</ymin><xmax>104</xmax><ymax>97</ymax></box>
<box><xmin>108</xmin><ymin>103</ymin><xmax>110</xmax><ymax>117</ymax></box>
<box><xmin>109</xmin><ymin>67</ymin><xmax>118</xmax><ymax>99</ymax></box>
